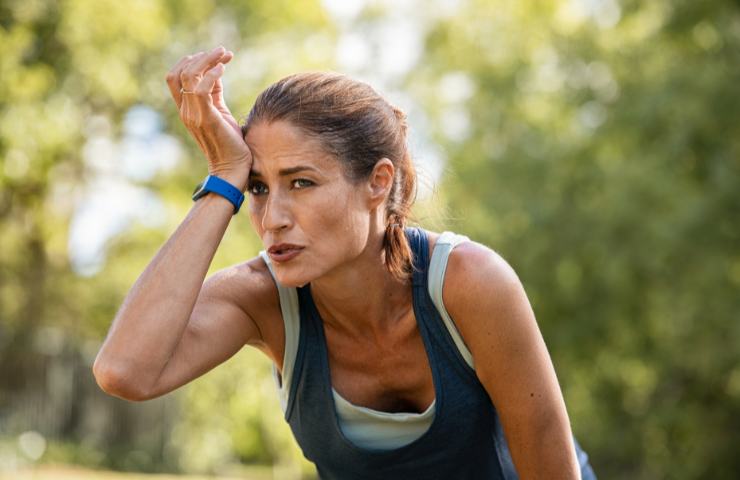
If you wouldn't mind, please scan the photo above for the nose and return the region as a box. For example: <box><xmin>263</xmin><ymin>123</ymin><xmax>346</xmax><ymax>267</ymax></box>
<box><xmin>261</xmin><ymin>190</ymin><xmax>292</xmax><ymax>232</ymax></box>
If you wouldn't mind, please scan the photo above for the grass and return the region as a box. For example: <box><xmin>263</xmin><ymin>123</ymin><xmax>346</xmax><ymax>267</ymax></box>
<box><xmin>0</xmin><ymin>464</ymin><xmax>278</xmax><ymax>480</ymax></box>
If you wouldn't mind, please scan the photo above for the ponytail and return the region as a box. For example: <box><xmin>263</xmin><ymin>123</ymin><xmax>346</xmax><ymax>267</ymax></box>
<box><xmin>382</xmin><ymin>142</ymin><xmax>418</xmax><ymax>283</ymax></box>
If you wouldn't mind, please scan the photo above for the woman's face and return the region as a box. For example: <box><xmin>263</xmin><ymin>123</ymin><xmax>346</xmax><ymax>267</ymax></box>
<box><xmin>244</xmin><ymin>120</ymin><xmax>374</xmax><ymax>288</ymax></box>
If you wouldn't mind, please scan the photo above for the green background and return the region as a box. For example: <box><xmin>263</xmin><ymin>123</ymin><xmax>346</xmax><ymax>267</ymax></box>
<box><xmin>1</xmin><ymin>0</ymin><xmax>738</xmax><ymax>478</ymax></box>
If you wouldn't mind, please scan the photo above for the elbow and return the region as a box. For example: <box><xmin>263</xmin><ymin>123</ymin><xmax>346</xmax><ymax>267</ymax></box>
<box><xmin>506</xmin><ymin>407</ymin><xmax>580</xmax><ymax>479</ymax></box>
<box><xmin>534</xmin><ymin>413</ymin><xmax>580</xmax><ymax>479</ymax></box>
<box><xmin>92</xmin><ymin>360</ymin><xmax>153</xmax><ymax>402</ymax></box>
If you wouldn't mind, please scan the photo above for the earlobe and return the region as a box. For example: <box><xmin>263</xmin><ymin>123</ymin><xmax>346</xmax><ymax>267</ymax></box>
<box><xmin>367</xmin><ymin>158</ymin><xmax>395</xmax><ymax>208</ymax></box>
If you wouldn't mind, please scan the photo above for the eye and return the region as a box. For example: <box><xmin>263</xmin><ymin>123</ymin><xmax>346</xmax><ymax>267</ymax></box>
<box><xmin>247</xmin><ymin>181</ymin><xmax>268</xmax><ymax>196</ymax></box>
<box><xmin>292</xmin><ymin>178</ymin><xmax>314</xmax><ymax>189</ymax></box>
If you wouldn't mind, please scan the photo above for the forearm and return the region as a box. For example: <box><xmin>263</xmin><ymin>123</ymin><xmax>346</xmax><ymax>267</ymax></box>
<box><xmin>93</xmin><ymin>181</ymin><xmax>244</xmax><ymax>395</ymax></box>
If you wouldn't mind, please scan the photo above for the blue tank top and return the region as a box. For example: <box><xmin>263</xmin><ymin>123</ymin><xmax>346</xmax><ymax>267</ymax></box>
<box><xmin>283</xmin><ymin>226</ymin><xmax>597</xmax><ymax>479</ymax></box>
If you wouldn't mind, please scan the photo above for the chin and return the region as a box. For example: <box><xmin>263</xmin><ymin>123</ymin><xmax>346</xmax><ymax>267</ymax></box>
<box><xmin>273</xmin><ymin>255</ymin><xmax>336</xmax><ymax>288</ymax></box>
<box><xmin>275</xmin><ymin>270</ymin><xmax>312</xmax><ymax>289</ymax></box>
<box><xmin>281</xmin><ymin>280</ymin><xmax>309</xmax><ymax>288</ymax></box>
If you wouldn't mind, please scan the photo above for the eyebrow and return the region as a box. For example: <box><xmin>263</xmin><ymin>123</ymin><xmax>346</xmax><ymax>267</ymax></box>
<box><xmin>248</xmin><ymin>165</ymin><xmax>320</xmax><ymax>178</ymax></box>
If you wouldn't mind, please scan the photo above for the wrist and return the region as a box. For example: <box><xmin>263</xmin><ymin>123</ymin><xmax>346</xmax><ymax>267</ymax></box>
<box><xmin>195</xmin><ymin>190</ymin><xmax>240</xmax><ymax>213</ymax></box>
<box><xmin>192</xmin><ymin>174</ymin><xmax>246</xmax><ymax>214</ymax></box>
<box><xmin>209</xmin><ymin>169</ymin><xmax>249</xmax><ymax>192</ymax></box>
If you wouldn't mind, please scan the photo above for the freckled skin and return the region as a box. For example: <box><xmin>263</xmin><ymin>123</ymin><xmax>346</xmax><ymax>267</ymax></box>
<box><xmin>244</xmin><ymin>120</ymin><xmax>373</xmax><ymax>289</ymax></box>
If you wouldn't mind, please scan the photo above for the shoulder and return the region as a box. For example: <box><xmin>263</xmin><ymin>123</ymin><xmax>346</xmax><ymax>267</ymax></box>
<box><xmin>423</xmin><ymin>228</ymin><xmax>523</xmax><ymax>331</ymax></box>
<box><xmin>205</xmin><ymin>254</ymin><xmax>278</xmax><ymax>312</ymax></box>
<box><xmin>443</xmin><ymin>240</ymin><xmax>521</xmax><ymax>301</ymax></box>
<box><xmin>204</xmin><ymin>254</ymin><xmax>283</xmax><ymax>353</ymax></box>
<box><xmin>440</xmin><ymin>238</ymin><xmax>531</xmax><ymax>364</ymax></box>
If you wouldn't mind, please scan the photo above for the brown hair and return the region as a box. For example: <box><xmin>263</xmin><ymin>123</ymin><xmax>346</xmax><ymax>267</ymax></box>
<box><xmin>242</xmin><ymin>72</ymin><xmax>418</xmax><ymax>283</ymax></box>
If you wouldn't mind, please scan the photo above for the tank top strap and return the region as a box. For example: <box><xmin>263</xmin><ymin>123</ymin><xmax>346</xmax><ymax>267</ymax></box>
<box><xmin>427</xmin><ymin>231</ymin><xmax>475</xmax><ymax>370</ymax></box>
<box><xmin>403</xmin><ymin>226</ymin><xmax>430</xmax><ymax>288</ymax></box>
<box><xmin>258</xmin><ymin>250</ymin><xmax>301</xmax><ymax>414</ymax></box>
<box><xmin>404</xmin><ymin>227</ymin><xmax>480</xmax><ymax>384</ymax></box>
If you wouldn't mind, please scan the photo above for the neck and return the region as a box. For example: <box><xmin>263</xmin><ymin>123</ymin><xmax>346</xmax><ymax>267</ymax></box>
<box><xmin>309</xmin><ymin>229</ymin><xmax>413</xmax><ymax>340</ymax></box>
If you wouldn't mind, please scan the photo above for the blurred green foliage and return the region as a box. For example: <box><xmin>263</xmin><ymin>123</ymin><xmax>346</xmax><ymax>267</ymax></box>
<box><xmin>0</xmin><ymin>0</ymin><xmax>738</xmax><ymax>479</ymax></box>
<box><xmin>0</xmin><ymin>0</ymin><xmax>327</xmax><ymax>477</ymax></box>
<box><xmin>412</xmin><ymin>0</ymin><xmax>740</xmax><ymax>478</ymax></box>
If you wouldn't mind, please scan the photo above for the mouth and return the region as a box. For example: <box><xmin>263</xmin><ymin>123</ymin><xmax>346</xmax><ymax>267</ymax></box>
<box><xmin>267</xmin><ymin>245</ymin><xmax>305</xmax><ymax>263</ymax></box>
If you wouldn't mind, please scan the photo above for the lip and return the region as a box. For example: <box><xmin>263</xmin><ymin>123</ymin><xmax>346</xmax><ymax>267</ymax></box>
<box><xmin>267</xmin><ymin>243</ymin><xmax>305</xmax><ymax>263</ymax></box>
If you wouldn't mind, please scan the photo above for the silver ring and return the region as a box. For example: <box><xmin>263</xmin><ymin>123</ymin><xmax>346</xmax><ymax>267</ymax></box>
<box><xmin>180</xmin><ymin>87</ymin><xmax>196</xmax><ymax>95</ymax></box>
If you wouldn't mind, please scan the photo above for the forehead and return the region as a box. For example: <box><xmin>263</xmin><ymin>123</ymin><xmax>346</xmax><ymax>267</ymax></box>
<box><xmin>245</xmin><ymin>120</ymin><xmax>338</xmax><ymax>173</ymax></box>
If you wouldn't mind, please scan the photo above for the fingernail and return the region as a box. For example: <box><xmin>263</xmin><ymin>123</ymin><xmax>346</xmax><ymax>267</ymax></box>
<box><xmin>212</xmin><ymin>45</ymin><xmax>225</xmax><ymax>54</ymax></box>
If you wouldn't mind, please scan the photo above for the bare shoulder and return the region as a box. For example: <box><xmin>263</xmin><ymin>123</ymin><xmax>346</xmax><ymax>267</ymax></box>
<box><xmin>424</xmin><ymin>229</ymin><xmax>520</xmax><ymax>303</ymax></box>
<box><xmin>440</xmin><ymin>239</ymin><xmax>528</xmax><ymax>359</ymax></box>
<box><xmin>204</xmin><ymin>254</ymin><xmax>283</xmax><ymax>359</ymax></box>
<box><xmin>444</xmin><ymin>240</ymin><xmax>521</xmax><ymax>301</ymax></box>
<box><xmin>206</xmin><ymin>255</ymin><xmax>277</xmax><ymax>316</ymax></box>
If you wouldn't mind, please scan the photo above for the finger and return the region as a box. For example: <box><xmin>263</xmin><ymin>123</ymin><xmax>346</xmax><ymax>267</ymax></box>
<box><xmin>180</xmin><ymin>46</ymin><xmax>229</xmax><ymax>91</ymax></box>
<box><xmin>181</xmin><ymin>47</ymin><xmax>234</xmax><ymax>91</ymax></box>
<box><xmin>167</xmin><ymin>52</ymin><xmax>206</xmax><ymax>108</ymax></box>
<box><xmin>208</xmin><ymin>51</ymin><xmax>232</xmax><ymax>105</ymax></box>
<box><xmin>190</xmin><ymin>63</ymin><xmax>226</xmax><ymax>108</ymax></box>
<box><xmin>210</xmin><ymin>76</ymin><xmax>240</xmax><ymax>132</ymax></box>
<box><xmin>210</xmin><ymin>51</ymin><xmax>233</xmax><ymax>96</ymax></box>
<box><xmin>180</xmin><ymin>63</ymin><xmax>226</xmax><ymax>127</ymax></box>
<box><xmin>221</xmin><ymin>50</ymin><xmax>234</xmax><ymax>64</ymax></box>
<box><xmin>212</xmin><ymin>75</ymin><xmax>224</xmax><ymax>103</ymax></box>
<box><xmin>165</xmin><ymin>54</ymin><xmax>193</xmax><ymax>106</ymax></box>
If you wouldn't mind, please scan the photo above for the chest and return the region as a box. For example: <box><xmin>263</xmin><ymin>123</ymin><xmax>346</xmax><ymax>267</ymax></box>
<box><xmin>323</xmin><ymin>312</ymin><xmax>436</xmax><ymax>414</ymax></box>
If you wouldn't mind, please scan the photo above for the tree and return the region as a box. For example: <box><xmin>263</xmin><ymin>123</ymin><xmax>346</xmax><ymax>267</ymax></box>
<box><xmin>412</xmin><ymin>0</ymin><xmax>740</xmax><ymax>478</ymax></box>
<box><xmin>0</xmin><ymin>0</ymin><xmax>327</xmax><ymax>474</ymax></box>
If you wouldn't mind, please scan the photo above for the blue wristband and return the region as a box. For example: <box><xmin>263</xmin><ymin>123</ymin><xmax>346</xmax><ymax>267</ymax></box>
<box><xmin>191</xmin><ymin>174</ymin><xmax>245</xmax><ymax>214</ymax></box>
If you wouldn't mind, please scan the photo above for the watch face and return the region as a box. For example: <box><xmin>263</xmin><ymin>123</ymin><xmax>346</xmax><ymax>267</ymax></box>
<box><xmin>192</xmin><ymin>182</ymin><xmax>206</xmax><ymax>199</ymax></box>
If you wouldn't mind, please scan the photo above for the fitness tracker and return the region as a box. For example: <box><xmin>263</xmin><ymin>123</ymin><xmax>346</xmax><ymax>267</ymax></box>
<box><xmin>191</xmin><ymin>174</ymin><xmax>245</xmax><ymax>215</ymax></box>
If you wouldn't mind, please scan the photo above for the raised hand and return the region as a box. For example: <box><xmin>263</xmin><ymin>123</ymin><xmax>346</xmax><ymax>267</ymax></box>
<box><xmin>166</xmin><ymin>46</ymin><xmax>251</xmax><ymax>189</ymax></box>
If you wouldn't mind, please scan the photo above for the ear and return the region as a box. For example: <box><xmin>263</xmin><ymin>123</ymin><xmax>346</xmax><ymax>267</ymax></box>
<box><xmin>365</xmin><ymin>158</ymin><xmax>395</xmax><ymax>210</ymax></box>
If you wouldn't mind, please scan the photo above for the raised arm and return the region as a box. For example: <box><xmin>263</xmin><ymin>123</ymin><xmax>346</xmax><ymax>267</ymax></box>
<box><xmin>92</xmin><ymin>46</ymin><xmax>260</xmax><ymax>401</ymax></box>
<box><xmin>443</xmin><ymin>241</ymin><xmax>581</xmax><ymax>479</ymax></box>
<box><xmin>92</xmin><ymin>196</ymin><xmax>266</xmax><ymax>401</ymax></box>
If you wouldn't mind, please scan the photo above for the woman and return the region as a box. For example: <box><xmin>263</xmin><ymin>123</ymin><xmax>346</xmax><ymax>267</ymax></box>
<box><xmin>93</xmin><ymin>45</ymin><xmax>597</xmax><ymax>479</ymax></box>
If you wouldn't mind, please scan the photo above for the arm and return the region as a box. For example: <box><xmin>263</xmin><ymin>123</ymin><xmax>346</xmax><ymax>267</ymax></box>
<box><xmin>140</xmin><ymin>256</ymin><xmax>279</xmax><ymax>401</ymax></box>
<box><xmin>443</xmin><ymin>241</ymin><xmax>581</xmax><ymax>480</ymax></box>
<box><xmin>93</xmin><ymin>46</ymin><xmax>261</xmax><ymax>401</ymax></box>
<box><xmin>92</xmin><ymin>190</ymin><xmax>263</xmax><ymax>401</ymax></box>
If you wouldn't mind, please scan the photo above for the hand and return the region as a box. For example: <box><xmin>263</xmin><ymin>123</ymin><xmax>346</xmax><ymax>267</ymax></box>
<box><xmin>166</xmin><ymin>46</ymin><xmax>251</xmax><ymax>190</ymax></box>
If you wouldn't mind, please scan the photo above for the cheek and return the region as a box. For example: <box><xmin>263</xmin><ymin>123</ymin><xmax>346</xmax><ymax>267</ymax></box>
<box><xmin>319</xmin><ymin>189</ymin><xmax>371</xmax><ymax>249</ymax></box>
<box><xmin>248</xmin><ymin>202</ymin><xmax>264</xmax><ymax>232</ymax></box>
<box><xmin>312</xmin><ymin>190</ymin><xmax>358</xmax><ymax>231</ymax></box>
